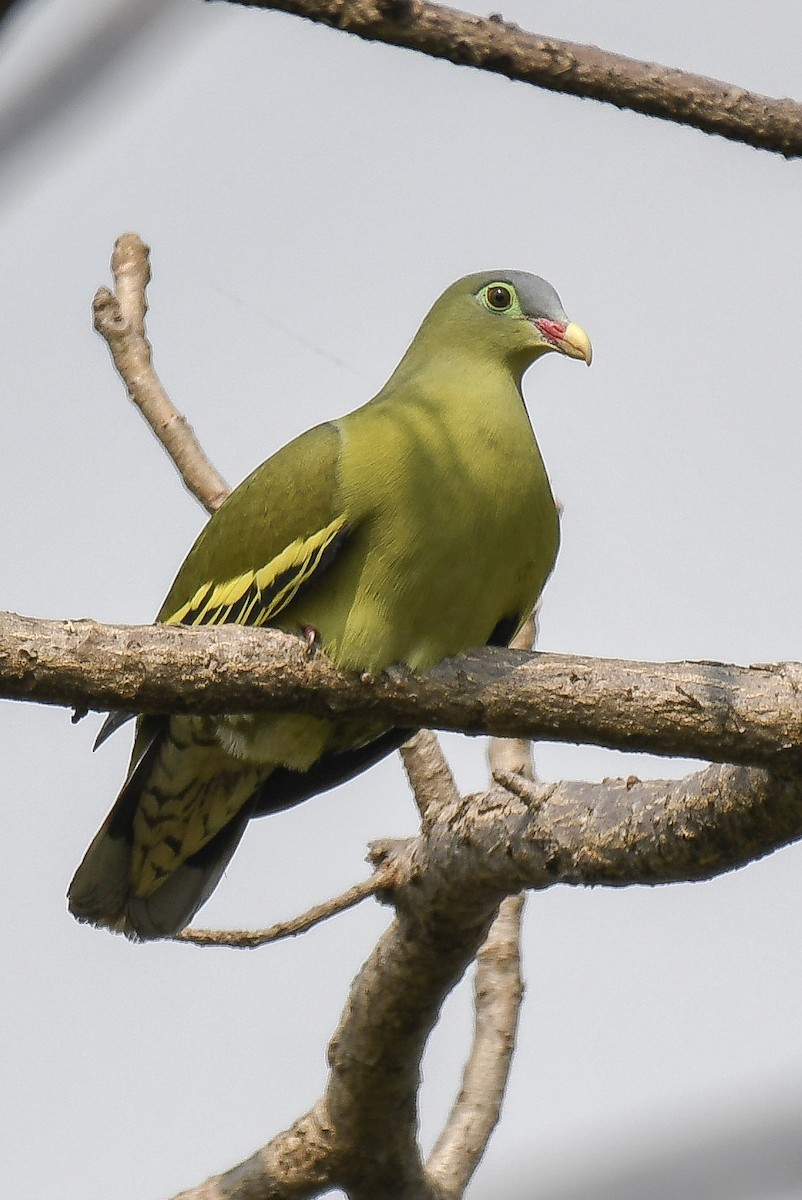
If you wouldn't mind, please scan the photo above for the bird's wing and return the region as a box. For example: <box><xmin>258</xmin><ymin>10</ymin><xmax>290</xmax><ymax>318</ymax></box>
<box><xmin>133</xmin><ymin>419</ymin><xmax>351</xmax><ymax>769</ymax></box>
<box><xmin>157</xmin><ymin>420</ymin><xmax>351</xmax><ymax>627</ymax></box>
<box><xmin>162</xmin><ymin>512</ymin><xmax>348</xmax><ymax>628</ymax></box>
<box><xmin>72</xmin><ymin>422</ymin><xmax>362</xmax><ymax>937</ymax></box>
<box><xmin>94</xmin><ymin>422</ymin><xmax>352</xmax><ymax>757</ymax></box>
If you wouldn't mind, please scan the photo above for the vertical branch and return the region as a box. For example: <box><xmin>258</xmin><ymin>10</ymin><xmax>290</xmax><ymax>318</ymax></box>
<box><xmin>92</xmin><ymin>232</ymin><xmax>230</xmax><ymax>513</ymax></box>
<box><xmin>425</xmin><ymin>613</ymin><xmax>535</xmax><ymax>1192</ymax></box>
<box><xmin>400</xmin><ymin>729</ymin><xmax>461</xmax><ymax>829</ymax></box>
<box><xmin>426</xmin><ymin>893</ymin><xmax>525</xmax><ymax>1196</ymax></box>
<box><xmin>488</xmin><ymin>611</ymin><xmax>537</xmax><ymax>783</ymax></box>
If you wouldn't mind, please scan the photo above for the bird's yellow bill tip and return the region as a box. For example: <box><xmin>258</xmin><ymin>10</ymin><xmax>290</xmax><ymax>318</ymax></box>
<box><xmin>561</xmin><ymin>322</ymin><xmax>593</xmax><ymax>366</ymax></box>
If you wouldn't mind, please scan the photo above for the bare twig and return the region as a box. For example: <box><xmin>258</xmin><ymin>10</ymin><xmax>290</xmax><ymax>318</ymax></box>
<box><xmin>5</xmin><ymin>610</ymin><xmax>802</xmax><ymax>771</ymax></box>
<box><xmin>175</xmin><ymin>862</ymin><xmax>395</xmax><ymax>948</ymax></box>
<box><xmin>427</xmin><ymin>615</ymin><xmax>533</xmax><ymax>1192</ymax></box>
<box><xmin>93</xmin><ymin>233</ymin><xmax>230</xmax><ymax>512</ymax></box>
<box><xmin>224</xmin><ymin>0</ymin><xmax>802</xmax><ymax>158</ymax></box>
<box><xmin>427</xmin><ymin>894</ymin><xmax>525</xmax><ymax>1196</ymax></box>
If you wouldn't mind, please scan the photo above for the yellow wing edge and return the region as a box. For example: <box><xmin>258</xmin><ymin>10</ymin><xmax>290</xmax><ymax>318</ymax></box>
<box><xmin>163</xmin><ymin>514</ymin><xmax>348</xmax><ymax>628</ymax></box>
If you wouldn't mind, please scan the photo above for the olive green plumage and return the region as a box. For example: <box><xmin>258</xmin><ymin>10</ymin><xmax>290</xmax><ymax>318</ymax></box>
<box><xmin>68</xmin><ymin>270</ymin><xmax>591</xmax><ymax>939</ymax></box>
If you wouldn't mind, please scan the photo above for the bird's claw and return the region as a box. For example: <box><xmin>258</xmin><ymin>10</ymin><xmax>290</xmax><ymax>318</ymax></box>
<box><xmin>302</xmin><ymin>624</ymin><xmax>321</xmax><ymax>656</ymax></box>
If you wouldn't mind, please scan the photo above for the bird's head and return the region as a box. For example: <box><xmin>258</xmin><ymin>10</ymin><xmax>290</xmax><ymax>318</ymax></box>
<box><xmin>416</xmin><ymin>270</ymin><xmax>592</xmax><ymax>380</ymax></box>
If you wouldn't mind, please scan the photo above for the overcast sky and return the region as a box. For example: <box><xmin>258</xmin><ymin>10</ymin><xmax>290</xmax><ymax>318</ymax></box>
<box><xmin>0</xmin><ymin>2</ymin><xmax>801</xmax><ymax>1198</ymax></box>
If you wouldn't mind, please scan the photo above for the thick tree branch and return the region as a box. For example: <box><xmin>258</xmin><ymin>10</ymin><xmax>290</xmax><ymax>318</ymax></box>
<box><xmin>170</xmin><ymin>755</ymin><xmax>802</xmax><ymax>1200</ymax></box>
<box><xmin>171</xmin><ymin>1102</ymin><xmax>336</xmax><ymax>1199</ymax></box>
<box><xmin>220</xmin><ymin>0</ymin><xmax>802</xmax><ymax>158</ymax></box>
<box><xmin>488</xmin><ymin>763</ymin><xmax>802</xmax><ymax>887</ymax></box>
<box><xmin>4</xmin><ymin>609</ymin><xmax>802</xmax><ymax>771</ymax></box>
<box><xmin>93</xmin><ymin>233</ymin><xmax>230</xmax><ymax>512</ymax></box>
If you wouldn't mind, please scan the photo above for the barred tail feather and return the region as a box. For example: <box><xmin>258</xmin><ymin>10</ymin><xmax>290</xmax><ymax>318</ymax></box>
<box><xmin>68</xmin><ymin>728</ymin><xmax>165</xmax><ymax>933</ymax></box>
<box><xmin>124</xmin><ymin>802</ymin><xmax>254</xmax><ymax>939</ymax></box>
<box><xmin>68</xmin><ymin>724</ymin><xmax>257</xmax><ymax>940</ymax></box>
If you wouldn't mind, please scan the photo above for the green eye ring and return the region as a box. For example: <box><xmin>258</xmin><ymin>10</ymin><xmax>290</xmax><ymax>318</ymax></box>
<box><xmin>478</xmin><ymin>281</ymin><xmax>520</xmax><ymax>315</ymax></box>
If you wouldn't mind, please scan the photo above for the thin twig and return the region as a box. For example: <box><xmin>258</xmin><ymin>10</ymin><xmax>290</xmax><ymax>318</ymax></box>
<box><xmin>93</xmin><ymin>232</ymin><xmax>230</xmax><ymax>512</ymax></box>
<box><xmin>427</xmin><ymin>893</ymin><xmax>525</xmax><ymax>1196</ymax></box>
<box><xmin>428</xmin><ymin>615</ymin><xmax>533</xmax><ymax>1191</ymax></box>
<box><xmin>225</xmin><ymin>0</ymin><xmax>802</xmax><ymax>158</ymax></box>
<box><xmin>175</xmin><ymin>864</ymin><xmax>395</xmax><ymax>948</ymax></box>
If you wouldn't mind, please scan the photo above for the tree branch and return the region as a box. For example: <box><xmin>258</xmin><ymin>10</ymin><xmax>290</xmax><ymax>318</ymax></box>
<box><xmin>175</xmin><ymin>861</ymin><xmax>396</xmax><ymax>947</ymax></box>
<box><xmin>221</xmin><ymin>0</ymin><xmax>802</xmax><ymax>158</ymax></box>
<box><xmin>168</xmin><ymin>754</ymin><xmax>802</xmax><ymax>1200</ymax></box>
<box><xmin>4</xmin><ymin>609</ymin><xmax>802</xmax><ymax>771</ymax></box>
<box><xmin>93</xmin><ymin>233</ymin><xmax>230</xmax><ymax>512</ymax></box>
<box><xmin>427</xmin><ymin>893</ymin><xmax>525</xmax><ymax>1196</ymax></box>
<box><xmin>170</xmin><ymin>1101</ymin><xmax>336</xmax><ymax>1199</ymax></box>
<box><xmin>400</xmin><ymin>728</ymin><xmax>460</xmax><ymax>827</ymax></box>
<box><xmin>490</xmin><ymin>763</ymin><xmax>802</xmax><ymax>887</ymax></box>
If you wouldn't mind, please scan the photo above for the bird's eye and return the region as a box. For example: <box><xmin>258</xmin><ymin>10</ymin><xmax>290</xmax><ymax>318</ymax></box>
<box><xmin>485</xmin><ymin>284</ymin><xmax>513</xmax><ymax>311</ymax></box>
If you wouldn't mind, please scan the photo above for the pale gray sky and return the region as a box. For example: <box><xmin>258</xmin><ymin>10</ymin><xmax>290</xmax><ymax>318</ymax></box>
<box><xmin>0</xmin><ymin>2</ymin><xmax>800</xmax><ymax>1197</ymax></box>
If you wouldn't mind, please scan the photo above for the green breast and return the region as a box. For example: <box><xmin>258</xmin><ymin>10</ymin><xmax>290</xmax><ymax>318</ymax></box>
<box><xmin>311</xmin><ymin>371</ymin><xmax>559</xmax><ymax>672</ymax></box>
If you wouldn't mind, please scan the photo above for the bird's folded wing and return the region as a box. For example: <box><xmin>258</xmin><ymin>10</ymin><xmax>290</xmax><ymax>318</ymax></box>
<box><xmin>162</xmin><ymin>513</ymin><xmax>349</xmax><ymax>628</ymax></box>
<box><xmin>155</xmin><ymin>419</ymin><xmax>348</xmax><ymax>625</ymax></box>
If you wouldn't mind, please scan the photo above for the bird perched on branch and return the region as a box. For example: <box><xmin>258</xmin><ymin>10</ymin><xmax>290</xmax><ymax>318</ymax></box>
<box><xmin>69</xmin><ymin>270</ymin><xmax>591</xmax><ymax>939</ymax></box>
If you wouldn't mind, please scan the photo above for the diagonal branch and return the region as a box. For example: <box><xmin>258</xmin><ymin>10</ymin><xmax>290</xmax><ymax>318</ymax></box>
<box><xmin>175</xmin><ymin>860</ymin><xmax>396</xmax><ymax>947</ymax></box>
<box><xmin>222</xmin><ymin>0</ymin><xmax>802</xmax><ymax>158</ymax></box>
<box><xmin>93</xmin><ymin>233</ymin><xmax>230</xmax><ymax>512</ymax></box>
<box><xmin>170</xmin><ymin>1100</ymin><xmax>336</xmax><ymax>1199</ymax></box>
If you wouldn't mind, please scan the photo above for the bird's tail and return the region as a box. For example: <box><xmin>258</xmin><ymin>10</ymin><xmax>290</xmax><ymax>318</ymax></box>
<box><xmin>68</xmin><ymin>718</ymin><xmax>261</xmax><ymax>940</ymax></box>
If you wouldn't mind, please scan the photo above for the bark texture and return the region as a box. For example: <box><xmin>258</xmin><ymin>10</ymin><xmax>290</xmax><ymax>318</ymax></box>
<box><xmin>220</xmin><ymin>0</ymin><xmax>802</xmax><ymax>157</ymax></box>
<box><xmin>3</xmin><ymin>610</ymin><xmax>801</xmax><ymax>771</ymax></box>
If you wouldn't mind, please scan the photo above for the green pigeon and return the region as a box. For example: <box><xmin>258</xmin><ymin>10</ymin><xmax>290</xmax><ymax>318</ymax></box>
<box><xmin>68</xmin><ymin>270</ymin><xmax>591</xmax><ymax>939</ymax></box>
